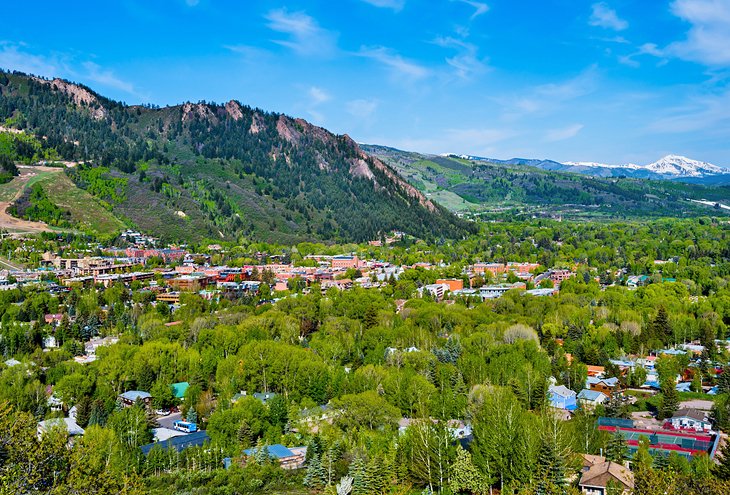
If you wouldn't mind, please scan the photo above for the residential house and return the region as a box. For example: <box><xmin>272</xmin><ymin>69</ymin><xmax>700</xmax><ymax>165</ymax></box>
<box><xmin>253</xmin><ymin>392</ymin><xmax>277</xmax><ymax>405</ymax></box>
<box><xmin>579</xmin><ymin>460</ymin><xmax>634</xmax><ymax>495</ymax></box>
<box><xmin>548</xmin><ymin>385</ymin><xmax>577</xmax><ymax>411</ymax></box>
<box><xmin>243</xmin><ymin>444</ymin><xmax>307</xmax><ymax>470</ymax></box>
<box><xmin>119</xmin><ymin>390</ymin><xmax>152</xmax><ymax>407</ymax></box>
<box><xmin>587</xmin><ymin>377</ymin><xmax>620</xmax><ymax>397</ymax></box>
<box><xmin>37</xmin><ymin>417</ymin><xmax>85</xmax><ymax>439</ymax></box>
<box><xmin>668</xmin><ymin>408</ymin><xmax>712</xmax><ymax>432</ymax></box>
<box><xmin>577</xmin><ymin>389</ymin><xmax>609</xmax><ymax>408</ymax></box>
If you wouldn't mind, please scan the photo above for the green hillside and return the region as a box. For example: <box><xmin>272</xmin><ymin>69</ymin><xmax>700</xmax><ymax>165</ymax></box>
<box><xmin>0</xmin><ymin>71</ymin><xmax>474</xmax><ymax>243</ymax></box>
<box><xmin>363</xmin><ymin>144</ymin><xmax>730</xmax><ymax>219</ymax></box>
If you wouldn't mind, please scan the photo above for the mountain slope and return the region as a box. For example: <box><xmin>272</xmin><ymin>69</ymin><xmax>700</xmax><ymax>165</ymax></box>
<box><xmin>0</xmin><ymin>71</ymin><xmax>473</xmax><ymax>242</ymax></box>
<box><xmin>364</xmin><ymin>144</ymin><xmax>730</xmax><ymax>218</ymax></box>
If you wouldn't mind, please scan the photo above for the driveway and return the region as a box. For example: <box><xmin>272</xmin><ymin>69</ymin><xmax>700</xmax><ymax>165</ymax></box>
<box><xmin>157</xmin><ymin>411</ymin><xmax>182</xmax><ymax>430</ymax></box>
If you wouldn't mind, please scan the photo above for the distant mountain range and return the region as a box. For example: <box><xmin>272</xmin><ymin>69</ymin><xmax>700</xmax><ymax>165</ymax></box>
<box><xmin>444</xmin><ymin>153</ymin><xmax>730</xmax><ymax>183</ymax></box>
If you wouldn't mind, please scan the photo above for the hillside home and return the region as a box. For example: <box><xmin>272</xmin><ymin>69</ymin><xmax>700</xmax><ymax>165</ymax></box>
<box><xmin>548</xmin><ymin>385</ymin><xmax>578</xmax><ymax>410</ymax></box>
<box><xmin>668</xmin><ymin>408</ymin><xmax>712</xmax><ymax>432</ymax></box>
<box><xmin>577</xmin><ymin>389</ymin><xmax>609</xmax><ymax>408</ymax></box>
<box><xmin>579</xmin><ymin>460</ymin><xmax>634</xmax><ymax>495</ymax></box>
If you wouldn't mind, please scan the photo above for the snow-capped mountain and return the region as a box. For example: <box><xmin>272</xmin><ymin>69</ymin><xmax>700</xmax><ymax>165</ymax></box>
<box><xmin>444</xmin><ymin>152</ymin><xmax>730</xmax><ymax>183</ymax></box>
<box><xmin>564</xmin><ymin>161</ymin><xmax>642</xmax><ymax>170</ymax></box>
<box><xmin>644</xmin><ymin>155</ymin><xmax>725</xmax><ymax>177</ymax></box>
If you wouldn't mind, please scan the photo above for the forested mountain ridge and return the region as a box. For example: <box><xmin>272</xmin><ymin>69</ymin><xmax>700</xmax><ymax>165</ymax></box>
<box><xmin>0</xmin><ymin>70</ymin><xmax>473</xmax><ymax>242</ymax></box>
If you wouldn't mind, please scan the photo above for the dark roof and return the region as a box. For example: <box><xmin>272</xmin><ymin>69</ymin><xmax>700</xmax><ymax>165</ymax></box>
<box><xmin>672</xmin><ymin>408</ymin><xmax>707</xmax><ymax>422</ymax></box>
<box><xmin>140</xmin><ymin>431</ymin><xmax>210</xmax><ymax>455</ymax></box>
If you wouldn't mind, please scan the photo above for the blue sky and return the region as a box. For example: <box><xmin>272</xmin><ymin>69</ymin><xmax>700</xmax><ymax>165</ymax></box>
<box><xmin>2</xmin><ymin>0</ymin><xmax>730</xmax><ymax>166</ymax></box>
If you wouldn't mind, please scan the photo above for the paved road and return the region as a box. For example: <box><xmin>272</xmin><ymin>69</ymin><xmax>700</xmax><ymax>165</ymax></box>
<box><xmin>679</xmin><ymin>399</ymin><xmax>714</xmax><ymax>411</ymax></box>
<box><xmin>157</xmin><ymin>411</ymin><xmax>182</xmax><ymax>430</ymax></box>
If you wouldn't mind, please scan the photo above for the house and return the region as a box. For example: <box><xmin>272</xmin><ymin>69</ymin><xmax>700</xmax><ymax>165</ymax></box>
<box><xmin>668</xmin><ymin>408</ymin><xmax>712</xmax><ymax>432</ymax></box>
<box><xmin>587</xmin><ymin>377</ymin><xmax>620</xmax><ymax>397</ymax></box>
<box><xmin>579</xmin><ymin>460</ymin><xmax>634</xmax><ymax>495</ymax></box>
<box><xmin>37</xmin><ymin>417</ymin><xmax>85</xmax><ymax>439</ymax></box>
<box><xmin>253</xmin><ymin>392</ymin><xmax>277</xmax><ymax>404</ymax></box>
<box><xmin>171</xmin><ymin>382</ymin><xmax>189</xmax><ymax>400</ymax></box>
<box><xmin>435</xmin><ymin>279</ymin><xmax>464</xmax><ymax>292</ymax></box>
<box><xmin>119</xmin><ymin>390</ymin><xmax>152</xmax><ymax>407</ymax></box>
<box><xmin>478</xmin><ymin>282</ymin><xmax>526</xmax><ymax>300</ymax></box>
<box><xmin>577</xmin><ymin>389</ymin><xmax>608</xmax><ymax>408</ymax></box>
<box><xmin>140</xmin><ymin>430</ymin><xmax>210</xmax><ymax>455</ymax></box>
<box><xmin>243</xmin><ymin>444</ymin><xmax>307</xmax><ymax>470</ymax></box>
<box><xmin>586</xmin><ymin>365</ymin><xmax>605</xmax><ymax>377</ymax></box>
<box><xmin>548</xmin><ymin>385</ymin><xmax>577</xmax><ymax>410</ymax></box>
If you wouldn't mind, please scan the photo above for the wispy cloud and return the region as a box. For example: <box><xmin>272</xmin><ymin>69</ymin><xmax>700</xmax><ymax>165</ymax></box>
<box><xmin>618</xmin><ymin>43</ymin><xmax>667</xmax><ymax>67</ymax></box>
<box><xmin>500</xmin><ymin>67</ymin><xmax>598</xmax><ymax>120</ymax></box>
<box><xmin>0</xmin><ymin>42</ymin><xmax>141</xmax><ymax>98</ymax></box>
<box><xmin>360</xmin><ymin>0</ymin><xmax>405</xmax><ymax>12</ymax></box>
<box><xmin>303</xmin><ymin>86</ymin><xmax>331</xmax><ymax>124</ymax></box>
<box><xmin>589</xmin><ymin>2</ymin><xmax>628</xmax><ymax>31</ymax></box>
<box><xmin>433</xmin><ymin>36</ymin><xmax>488</xmax><ymax>79</ymax></box>
<box><xmin>0</xmin><ymin>42</ymin><xmax>60</xmax><ymax>76</ymax></box>
<box><xmin>666</xmin><ymin>0</ymin><xmax>730</xmax><ymax>66</ymax></box>
<box><xmin>308</xmin><ymin>86</ymin><xmax>331</xmax><ymax>105</ymax></box>
<box><xmin>264</xmin><ymin>8</ymin><xmax>337</xmax><ymax>57</ymax></box>
<box><xmin>185</xmin><ymin>0</ymin><xmax>200</xmax><ymax>6</ymax></box>
<box><xmin>346</xmin><ymin>98</ymin><xmax>379</xmax><ymax>119</ymax></box>
<box><xmin>82</xmin><ymin>61</ymin><xmax>135</xmax><ymax>94</ymax></box>
<box><xmin>649</xmin><ymin>88</ymin><xmax>730</xmax><ymax>133</ymax></box>
<box><xmin>544</xmin><ymin>123</ymin><xmax>584</xmax><ymax>142</ymax></box>
<box><xmin>453</xmin><ymin>0</ymin><xmax>489</xmax><ymax>20</ymax></box>
<box><xmin>358</xmin><ymin>46</ymin><xmax>430</xmax><ymax>80</ymax></box>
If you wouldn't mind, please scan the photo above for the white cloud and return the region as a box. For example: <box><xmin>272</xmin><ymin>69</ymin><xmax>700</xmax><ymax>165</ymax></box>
<box><xmin>445</xmin><ymin>127</ymin><xmax>514</xmax><ymax>145</ymax></box>
<box><xmin>544</xmin><ymin>124</ymin><xmax>584</xmax><ymax>142</ymax></box>
<box><xmin>360</xmin><ymin>0</ymin><xmax>405</xmax><ymax>11</ymax></box>
<box><xmin>0</xmin><ymin>42</ymin><xmax>140</xmax><ymax>98</ymax></box>
<box><xmin>433</xmin><ymin>36</ymin><xmax>488</xmax><ymax>79</ymax></box>
<box><xmin>308</xmin><ymin>86</ymin><xmax>331</xmax><ymax>105</ymax></box>
<box><xmin>346</xmin><ymin>99</ymin><xmax>378</xmax><ymax>119</ymax></box>
<box><xmin>82</xmin><ymin>61</ymin><xmax>135</xmax><ymax>94</ymax></box>
<box><xmin>589</xmin><ymin>2</ymin><xmax>628</xmax><ymax>31</ymax></box>
<box><xmin>454</xmin><ymin>0</ymin><xmax>489</xmax><ymax>20</ymax></box>
<box><xmin>0</xmin><ymin>42</ymin><xmax>60</xmax><ymax>76</ymax></box>
<box><xmin>667</xmin><ymin>0</ymin><xmax>730</xmax><ymax>66</ymax></box>
<box><xmin>185</xmin><ymin>0</ymin><xmax>200</xmax><ymax>6</ymax></box>
<box><xmin>265</xmin><ymin>8</ymin><xmax>337</xmax><ymax>56</ymax></box>
<box><xmin>358</xmin><ymin>46</ymin><xmax>430</xmax><ymax>80</ymax></box>
<box><xmin>649</xmin><ymin>88</ymin><xmax>730</xmax><ymax>133</ymax></box>
<box><xmin>499</xmin><ymin>68</ymin><xmax>599</xmax><ymax>121</ymax></box>
<box><xmin>618</xmin><ymin>43</ymin><xmax>668</xmax><ymax>67</ymax></box>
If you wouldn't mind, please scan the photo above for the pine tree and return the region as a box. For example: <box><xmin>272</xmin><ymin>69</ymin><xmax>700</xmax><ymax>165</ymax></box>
<box><xmin>534</xmin><ymin>438</ymin><xmax>565</xmax><ymax>494</ymax></box>
<box><xmin>449</xmin><ymin>445</ymin><xmax>487</xmax><ymax>495</ymax></box>
<box><xmin>718</xmin><ymin>367</ymin><xmax>730</xmax><ymax>394</ymax></box>
<box><xmin>237</xmin><ymin>420</ymin><xmax>252</xmax><ymax>448</ymax></box>
<box><xmin>659</xmin><ymin>380</ymin><xmax>680</xmax><ymax>420</ymax></box>
<box><xmin>364</xmin><ymin>456</ymin><xmax>384</xmax><ymax>494</ymax></box>
<box><xmin>304</xmin><ymin>453</ymin><xmax>326</xmax><ymax>489</ymax></box>
<box><xmin>651</xmin><ymin>307</ymin><xmax>671</xmax><ymax>344</ymax></box>
<box><xmin>605</xmin><ymin>428</ymin><xmax>628</xmax><ymax>463</ymax></box>
<box><xmin>75</xmin><ymin>396</ymin><xmax>92</xmax><ymax>428</ymax></box>
<box><xmin>349</xmin><ymin>455</ymin><xmax>367</xmax><ymax>495</ymax></box>
<box><xmin>604</xmin><ymin>393</ymin><xmax>625</xmax><ymax>418</ymax></box>
<box><xmin>186</xmin><ymin>406</ymin><xmax>198</xmax><ymax>424</ymax></box>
